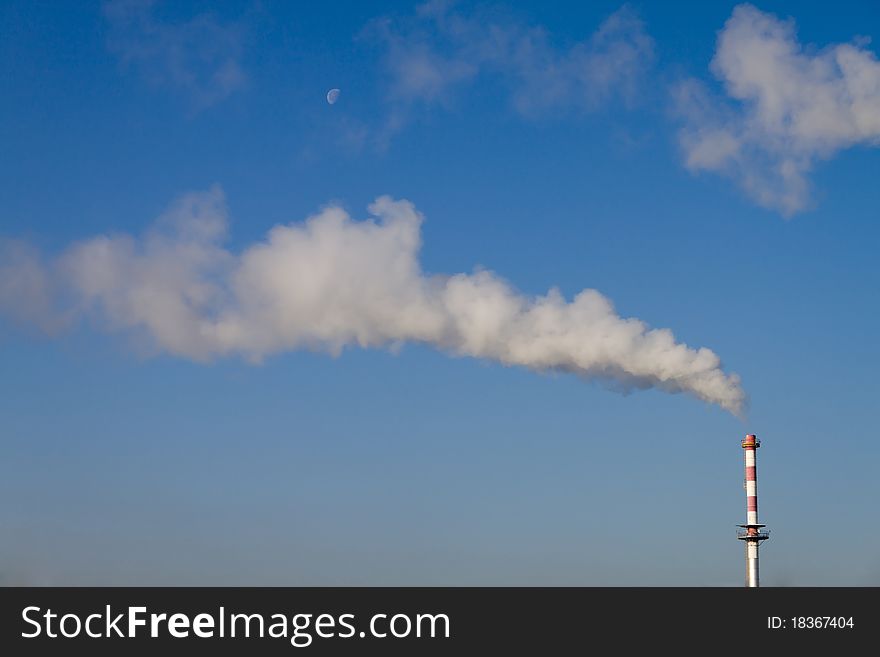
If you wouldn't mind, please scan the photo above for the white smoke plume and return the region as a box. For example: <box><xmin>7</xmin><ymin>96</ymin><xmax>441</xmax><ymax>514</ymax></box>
<box><xmin>0</xmin><ymin>186</ymin><xmax>745</xmax><ymax>414</ymax></box>
<box><xmin>675</xmin><ymin>4</ymin><xmax>880</xmax><ymax>215</ymax></box>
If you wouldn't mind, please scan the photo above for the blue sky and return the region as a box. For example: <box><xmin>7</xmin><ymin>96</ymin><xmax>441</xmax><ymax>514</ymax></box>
<box><xmin>1</xmin><ymin>0</ymin><xmax>878</xmax><ymax>585</ymax></box>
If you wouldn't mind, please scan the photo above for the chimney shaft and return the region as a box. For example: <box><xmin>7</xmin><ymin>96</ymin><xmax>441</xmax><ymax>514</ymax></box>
<box><xmin>737</xmin><ymin>434</ymin><xmax>769</xmax><ymax>587</ymax></box>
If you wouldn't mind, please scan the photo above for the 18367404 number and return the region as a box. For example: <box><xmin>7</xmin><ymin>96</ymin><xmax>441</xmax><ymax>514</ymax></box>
<box><xmin>768</xmin><ymin>617</ymin><xmax>854</xmax><ymax>629</ymax></box>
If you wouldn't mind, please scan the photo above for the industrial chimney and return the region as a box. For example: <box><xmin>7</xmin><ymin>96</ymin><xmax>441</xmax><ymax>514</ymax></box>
<box><xmin>736</xmin><ymin>434</ymin><xmax>770</xmax><ymax>587</ymax></box>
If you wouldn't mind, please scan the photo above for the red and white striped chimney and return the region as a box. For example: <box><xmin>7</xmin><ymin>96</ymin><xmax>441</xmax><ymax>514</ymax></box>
<box><xmin>737</xmin><ymin>434</ymin><xmax>769</xmax><ymax>587</ymax></box>
<box><xmin>745</xmin><ymin>434</ymin><xmax>759</xmax><ymax>526</ymax></box>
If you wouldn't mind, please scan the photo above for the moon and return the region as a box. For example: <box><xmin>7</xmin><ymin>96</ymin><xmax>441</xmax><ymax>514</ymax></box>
<box><xmin>326</xmin><ymin>88</ymin><xmax>340</xmax><ymax>105</ymax></box>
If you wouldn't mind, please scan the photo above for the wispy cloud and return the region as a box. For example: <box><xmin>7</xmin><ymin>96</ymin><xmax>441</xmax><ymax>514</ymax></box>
<box><xmin>0</xmin><ymin>186</ymin><xmax>744</xmax><ymax>415</ymax></box>
<box><xmin>365</xmin><ymin>2</ymin><xmax>655</xmax><ymax>141</ymax></box>
<box><xmin>674</xmin><ymin>3</ymin><xmax>880</xmax><ymax>216</ymax></box>
<box><xmin>103</xmin><ymin>0</ymin><xmax>247</xmax><ymax>110</ymax></box>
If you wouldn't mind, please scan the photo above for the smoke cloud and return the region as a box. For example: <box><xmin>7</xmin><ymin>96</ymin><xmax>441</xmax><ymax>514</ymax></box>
<box><xmin>0</xmin><ymin>187</ymin><xmax>745</xmax><ymax>414</ymax></box>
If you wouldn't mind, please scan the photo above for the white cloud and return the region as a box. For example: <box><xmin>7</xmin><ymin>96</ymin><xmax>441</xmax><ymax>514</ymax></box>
<box><xmin>366</xmin><ymin>2</ymin><xmax>654</xmax><ymax>137</ymax></box>
<box><xmin>1</xmin><ymin>187</ymin><xmax>745</xmax><ymax>415</ymax></box>
<box><xmin>675</xmin><ymin>4</ymin><xmax>880</xmax><ymax>215</ymax></box>
<box><xmin>103</xmin><ymin>0</ymin><xmax>247</xmax><ymax>110</ymax></box>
